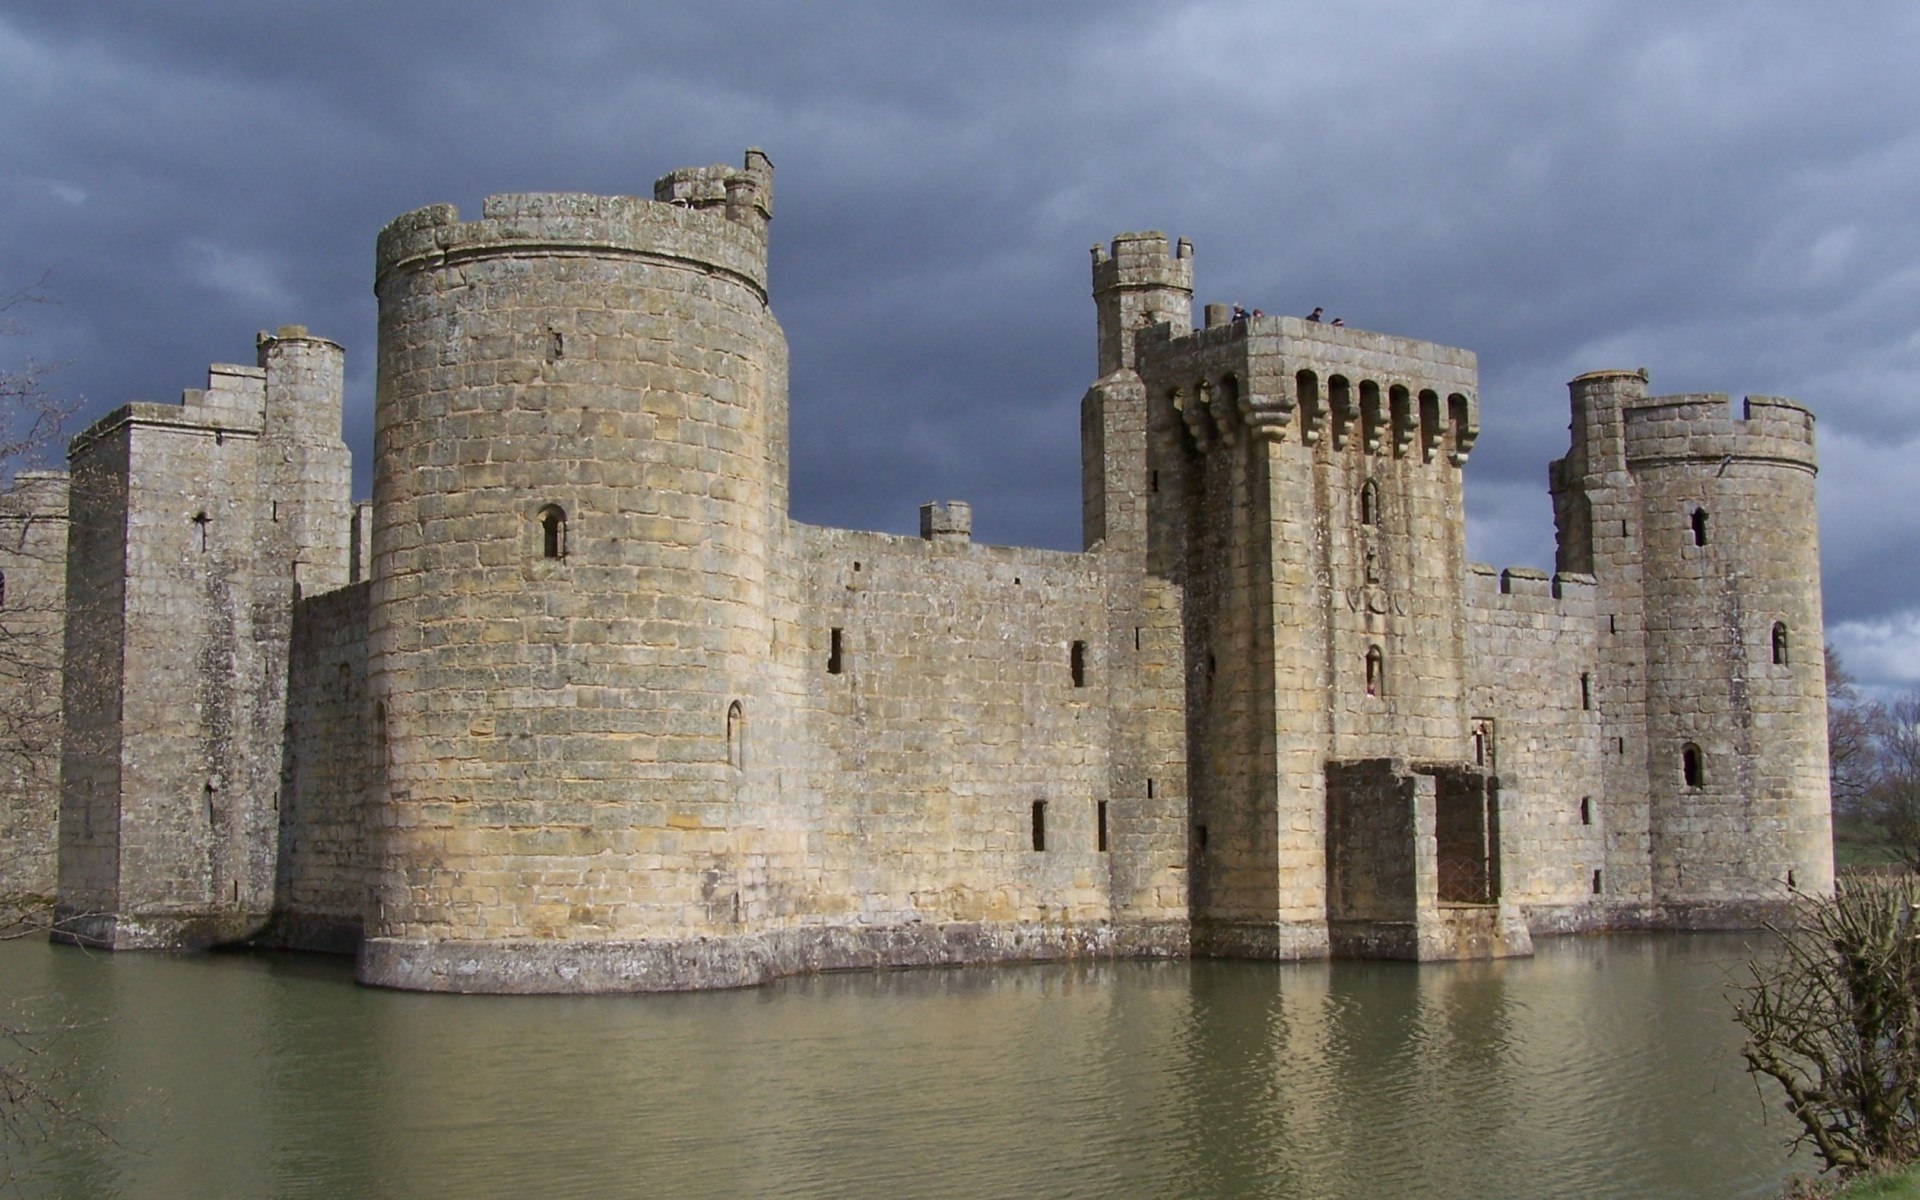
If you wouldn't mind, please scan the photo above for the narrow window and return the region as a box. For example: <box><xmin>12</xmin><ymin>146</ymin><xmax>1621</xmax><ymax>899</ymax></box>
<box><xmin>1787</xmin><ymin>868</ymin><xmax>1798</xmax><ymax>890</ymax></box>
<box><xmin>1473</xmin><ymin>729</ymin><xmax>1485</xmax><ymax>765</ymax></box>
<box><xmin>1195</xmin><ymin>823</ymin><xmax>1209</xmax><ymax>852</ymax></box>
<box><xmin>828</xmin><ymin>627</ymin><xmax>844</xmax><ymax>675</ymax></box>
<box><xmin>726</xmin><ymin>700</ymin><xmax>746</xmax><ymax>771</ymax></box>
<box><xmin>1609</xmin><ymin>614</ymin><xmax>1617</xmax><ymax>634</ymax></box>
<box><xmin>1580</xmin><ymin>797</ymin><xmax>1592</xmax><ymax>826</ymax></box>
<box><xmin>1146</xmin><ymin>778</ymin><xmax>1155</xmax><ymax>800</ymax></box>
<box><xmin>538</xmin><ymin>504</ymin><xmax>567</xmax><ymax>559</ymax></box>
<box><xmin>1682</xmin><ymin>743</ymin><xmax>1704</xmax><ymax>788</ymax></box>
<box><xmin>1097</xmin><ymin>801</ymin><xmax>1109</xmax><ymax>852</ymax></box>
<box><xmin>1360</xmin><ymin>479</ymin><xmax>1379</xmax><ymax>526</ymax></box>
<box><xmin>1592</xmin><ymin>869</ymin><xmax>1604</xmax><ymax>895</ymax></box>
<box><xmin>1150</xmin><ymin>469</ymin><xmax>1160</xmax><ymax>494</ymax></box>
<box><xmin>1031</xmin><ymin>800</ymin><xmax>1047</xmax><ymax>851</ymax></box>
<box><xmin>193</xmin><ymin>511</ymin><xmax>210</xmax><ymax>552</ymax></box>
<box><xmin>1071</xmin><ymin>640</ymin><xmax>1088</xmax><ymax>687</ymax></box>
<box><xmin>271</xmin><ymin>500</ymin><xmax>279</xmax><ymax>523</ymax></box>
<box><xmin>0</xmin><ymin>569</ymin><xmax>7</xmax><ymax>609</ymax></box>
<box><xmin>1772</xmin><ymin>622</ymin><xmax>1789</xmax><ymax>666</ymax></box>
<box><xmin>1365</xmin><ymin>645</ymin><xmax>1383</xmax><ymax>697</ymax></box>
<box><xmin>1580</xmin><ymin>672</ymin><xmax>1592</xmax><ymax>710</ymax></box>
<box><xmin>1691</xmin><ymin>507</ymin><xmax>1708</xmax><ymax>546</ymax></box>
<box><xmin>1616</xmin><ymin>736</ymin><xmax>1624</xmax><ymax>754</ymax></box>
<box><xmin>1134</xmin><ymin>626</ymin><xmax>1142</xmax><ymax>651</ymax></box>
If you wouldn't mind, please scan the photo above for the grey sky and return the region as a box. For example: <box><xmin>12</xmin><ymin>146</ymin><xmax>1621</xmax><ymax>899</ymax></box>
<box><xmin>4</xmin><ymin>1</ymin><xmax>1919</xmax><ymax>688</ymax></box>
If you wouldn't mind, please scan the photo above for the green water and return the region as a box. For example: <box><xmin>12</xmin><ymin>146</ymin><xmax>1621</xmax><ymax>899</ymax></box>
<box><xmin>0</xmin><ymin>933</ymin><xmax>1804</xmax><ymax>1199</ymax></box>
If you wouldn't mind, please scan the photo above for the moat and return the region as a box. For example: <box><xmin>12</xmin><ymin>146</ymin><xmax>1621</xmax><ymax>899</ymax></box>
<box><xmin>3</xmin><ymin>932</ymin><xmax>1802</xmax><ymax>1199</ymax></box>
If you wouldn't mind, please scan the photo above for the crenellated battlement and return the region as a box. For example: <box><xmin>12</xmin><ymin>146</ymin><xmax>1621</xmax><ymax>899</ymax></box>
<box><xmin>652</xmin><ymin>146</ymin><xmax>773</xmax><ymax>226</ymax></box>
<box><xmin>1464</xmin><ymin>562</ymin><xmax>1597</xmax><ymax>614</ymax></box>
<box><xmin>1622</xmin><ymin>392</ymin><xmax>1817</xmax><ymax>472</ymax></box>
<box><xmin>1137</xmin><ymin>313</ymin><xmax>1478</xmax><ymax>465</ymax></box>
<box><xmin>374</xmin><ymin>150</ymin><xmax>773</xmax><ymax>299</ymax></box>
<box><xmin>1091</xmin><ymin>231</ymin><xmax>1194</xmax><ymax>292</ymax></box>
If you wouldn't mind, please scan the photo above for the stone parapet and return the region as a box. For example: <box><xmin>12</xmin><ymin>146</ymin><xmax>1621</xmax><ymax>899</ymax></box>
<box><xmin>1623</xmin><ymin>393</ymin><xmax>1817</xmax><ymax>472</ymax></box>
<box><xmin>375</xmin><ymin>151</ymin><xmax>773</xmax><ymax>301</ymax></box>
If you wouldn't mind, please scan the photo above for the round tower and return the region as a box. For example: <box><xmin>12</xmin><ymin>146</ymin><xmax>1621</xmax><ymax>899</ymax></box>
<box><xmin>362</xmin><ymin>150</ymin><xmax>786</xmax><ymax>992</ymax></box>
<box><xmin>1626</xmin><ymin>392</ymin><xmax>1831</xmax><ymax>920</ymax></box>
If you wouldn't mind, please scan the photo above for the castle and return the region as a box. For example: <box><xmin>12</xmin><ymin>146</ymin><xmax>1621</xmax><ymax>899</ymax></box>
<box><xmin>0</xmin><ymin>149</ymin><xmax>1834</xmax><ymax>993</ymax></box>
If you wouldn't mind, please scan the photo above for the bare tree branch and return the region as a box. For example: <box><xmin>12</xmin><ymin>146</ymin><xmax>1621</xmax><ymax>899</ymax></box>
<box><xmin>0</xmin><ymin>277</ymin><xmax>99</xmax><ymax>1184</ymax></box>
<box><xmin>1736</xmin><ymin>877</ymin><xmax>1920</xmax><ymax>1179</ymax></box>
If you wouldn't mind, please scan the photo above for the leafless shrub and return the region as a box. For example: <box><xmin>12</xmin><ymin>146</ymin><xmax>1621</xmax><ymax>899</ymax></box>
<box><xmin>1736</xmin><ymin>877</ymin><xmax>1920</xmax><ymax>1176</ymax></box>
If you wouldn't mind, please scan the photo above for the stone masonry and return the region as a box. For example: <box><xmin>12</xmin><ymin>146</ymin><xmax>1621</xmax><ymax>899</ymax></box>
<box><xmin>0</xmin><ymin>148</ymin><xmax>1831</xmax><ymax>992</ymax></box>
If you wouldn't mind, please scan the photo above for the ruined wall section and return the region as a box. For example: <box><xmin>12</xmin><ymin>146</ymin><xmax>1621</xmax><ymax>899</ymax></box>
<box><xmin>55</xmin><ymin>386</ymin><xmax>271</xmax><ymax>948</ymax></box>
<box><xmin>266</xmin><ymin>579</ymin><xmax>370</xmax><ymax>951</ymax></box>
<box><xmin>1625</xmin><ymin>393</ymin><xmax>1830</xmax><ymax>920</ymax></box>
<box><xmin>363</xmin><ymin>153</ymin><xmax>789</xmax><ymax>993</ymax></box>
<box><xmin>53</xmin><ymin>436</ymin><xmax>128</xmax><ymax>926</ymax></box>
<box><xmin>0</xmin><ymin>471</ymin><xmax>67</xmax><ymax>906</ymax></box>
<box><xmin>1463</xmin><ymin>564</ymin><xmax>1606</xmax><ymax>928</ymax></box>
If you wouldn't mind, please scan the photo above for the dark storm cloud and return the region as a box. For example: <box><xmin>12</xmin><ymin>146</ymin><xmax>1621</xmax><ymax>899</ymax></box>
<box><xmin>4</xmin><ymin>1</ymin><xmax>1919</xmax><ymax>686</ymax></box>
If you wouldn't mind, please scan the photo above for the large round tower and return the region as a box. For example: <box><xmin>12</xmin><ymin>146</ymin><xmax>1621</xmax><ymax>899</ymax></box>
<box><xmin>1626</xmin><ymin>392</ymin><xmax>1832</xmax><ymax>920</ymax></box>
<box><xmin>361</xmin><ymin>150</ymin><xmax>786</xmax><ymax>992</ymax></box>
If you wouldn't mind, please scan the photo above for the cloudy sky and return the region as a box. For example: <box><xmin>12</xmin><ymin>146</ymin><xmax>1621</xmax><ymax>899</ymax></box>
<box><xmin>3</xmin><ymin>2</ymin><xmax>1918</xmax><ymax>691</ymax></box>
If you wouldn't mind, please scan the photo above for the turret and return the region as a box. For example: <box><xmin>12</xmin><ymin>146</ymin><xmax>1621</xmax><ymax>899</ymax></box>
<box><xmin>1091</xmin><ymin>232</ymin><xmax>1193</xmax><ymax>378</ymax></box>
<box><xmin>256</xmin><ymin>327</ymin><xmax>352</xmax><ymax>595</ymax></box>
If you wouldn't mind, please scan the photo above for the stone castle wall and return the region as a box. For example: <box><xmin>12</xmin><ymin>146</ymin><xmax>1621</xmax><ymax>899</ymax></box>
<box><xmin>267</xmin><ymin>579</ymin><xmax>370</xmax><ymax>952</ymax></box>
<box><xmin>1462</xmin><ymin>564</ymin><xmax>1608</xmax><ymax>929</ymax></box>
<box><xmin>788</xmin><ymin>523</ymin><xmax>1114</xmax><ymax>933</ymax></box>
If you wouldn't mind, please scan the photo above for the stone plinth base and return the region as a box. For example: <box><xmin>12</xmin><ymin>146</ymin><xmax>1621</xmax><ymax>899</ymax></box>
<box><xmin>1329</xmin><ymin>904</ymin><xmax>1533</xmax><ymax>961</ymax></box>
<box><xmin>50</xmin><ymin>908</ymin><xmax>267</xmax><ymax>951</ymax></box>
<box><xmin>1189</xmin><ymin>918</ymin><xmax>1331</xmax><ymax>961</ymax></box>
<box><xmin>359</xmin><ymin>919</ymin><xmax>1193</xmax><ymax>995</ymax></box>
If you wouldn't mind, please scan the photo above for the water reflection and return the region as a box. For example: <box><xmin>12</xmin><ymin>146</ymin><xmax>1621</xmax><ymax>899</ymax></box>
<box><xmin>1</xmin><ymin>934</ymin><xmax>1795</xmax><ymax>1199</ymax></box>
